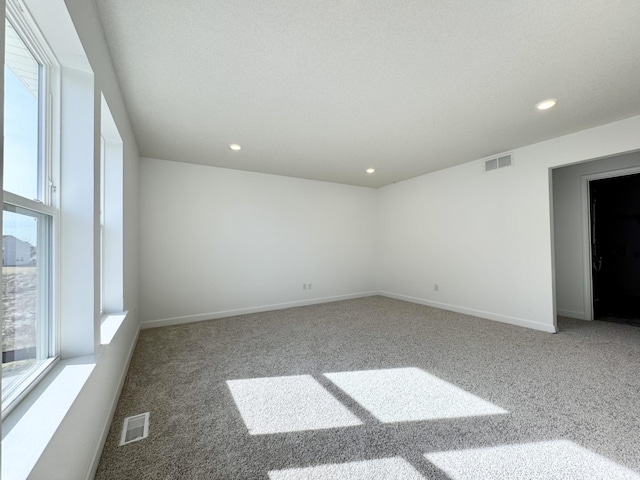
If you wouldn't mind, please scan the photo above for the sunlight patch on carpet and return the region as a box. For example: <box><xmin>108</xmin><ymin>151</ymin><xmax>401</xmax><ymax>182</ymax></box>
<box><xmin>324</xmin><ymin>367</ymin><xmax>507</xmax><ymax>423</ymax></box>
<box><xmin>268</xmin><ymin>457</ymin><xmax>425</xmax><ymax>479</ymax></box>
<box><xmin>425</xmin><ymin>440</ymin><xmax>640</xmax><ymax>480</ymax></box>
<box><xmin>226</xmin><ymin>375</ymin><xmax>362</xmax><ymax>435</ymax></box>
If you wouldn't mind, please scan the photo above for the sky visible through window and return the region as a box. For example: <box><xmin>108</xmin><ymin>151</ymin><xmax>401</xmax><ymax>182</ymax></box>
<box><xmin>4</xmin><ymin>27</ymin><xmax>40</xmax><ymax>244</ymax></box>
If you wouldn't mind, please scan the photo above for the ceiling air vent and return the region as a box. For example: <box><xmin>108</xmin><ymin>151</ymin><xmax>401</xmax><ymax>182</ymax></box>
<box><xmin>484</xmin><ymin>158</ymin><xmax>498</xmax><ymax>171</ymax></box>
<box><xmin>484</xmin><ymin>153</ymin><xmax>513</xmax><ymax>172</ymax></box>
<box><xmin>498</xmin><ymin>155</ymin><xmax>512</xmax><ymax>168</ymax></box>
<box><xmin>120</xmin><ymin>412</ymin><xmax>150</xmax><ymax>446</ymax></box>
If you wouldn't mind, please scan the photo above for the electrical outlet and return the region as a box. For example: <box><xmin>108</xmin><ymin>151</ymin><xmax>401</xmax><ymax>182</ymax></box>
<box><xmin>303</xmin><ymin>283</ymin><xmax>307</xmax><ymax>290</ymax></box>
<box><xmin>434</xmin><ymin>283</ymin><xmax>439</xmax><ymax>292</ymax></box>
<box><xmin>308</xmin><ymin>282</ymin><xmax>312</xmax><ymax>290</ymax></box>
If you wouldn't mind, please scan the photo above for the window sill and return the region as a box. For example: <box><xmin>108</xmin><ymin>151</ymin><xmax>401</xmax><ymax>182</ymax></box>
<box><xmin>1</xmin><ymin>357</ymin><xmax>59</xmax><ymax>420</ymax></box>
<box><xmin>100</xmin><ymin>310</ymin><xmax>128</xmax><ymax>346</ymax></box>
<box><xmin>2</xmin><ymin>356</ymin><xmax>96</xmax><ymax>480</ymax></box>
<box><xmin>0</xmin><ymin>312</ymin><xmax>129</xmax><ymax>478</ymax></box>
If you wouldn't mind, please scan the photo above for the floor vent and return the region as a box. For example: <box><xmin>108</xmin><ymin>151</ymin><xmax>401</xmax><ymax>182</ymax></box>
<box><xmin>120</xmin><ymin>412</ymin><xmax>150</xmax><ymax>446</ymax></box>
<box><xmin>485</xmin><ymin>153</ymin><xmax>513</xmax><ymax>172</ymax></box>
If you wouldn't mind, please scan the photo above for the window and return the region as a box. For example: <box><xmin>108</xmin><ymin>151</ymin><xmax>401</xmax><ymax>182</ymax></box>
<box><xmin>99</xmin><ymin>93</ymin><xmax>124</xmax><ymax>328</ymax></box>
<box><xmin>3</xmin><ymin>20</ymin><xmax>40</xmax><ymax>200</ymax></box>
<box><xmin>2</xmin><ymin>8</ymin><xmax>58</xmax><ymax>414</ymax></box>
<box><xmin>99</xmin><ymin>134</ymin><xmax>106</xmax><ymax>315</ymax></box>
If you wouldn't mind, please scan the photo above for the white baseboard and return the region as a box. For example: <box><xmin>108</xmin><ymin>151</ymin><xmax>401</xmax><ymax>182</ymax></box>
<box><xmin>140</xmin><ymin>292</ymin><xmax>379</xmax><ymax>329</ymax></box>
<box><xmin>379</xmin><ymin>291</ymin><xmax>558</xmax><ymax>333</ymax></box>
<box><xmin>557</xmin><ymin>309</ymin><xmax>590</xmax><ymax>320</ymax></box>
<box><xmin>141</xmin><ymin>291</ymin><xmax>560</xmax><ymax>333</ymax></box>
<box><xmin>85</xmin><ymin>325</ymin><xmax>140</xmax><ymax>480</ymax></box>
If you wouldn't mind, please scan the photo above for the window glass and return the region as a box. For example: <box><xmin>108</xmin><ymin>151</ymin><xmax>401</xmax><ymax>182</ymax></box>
<box><xmin>4</xmin><ymin>19</ymin><xmax>41</xmax><ymax>200</ymax></box>
<box><xmin>2</xmin><ymin>205</ymin><xmax>51</xmax><ymax>398</ymax></box>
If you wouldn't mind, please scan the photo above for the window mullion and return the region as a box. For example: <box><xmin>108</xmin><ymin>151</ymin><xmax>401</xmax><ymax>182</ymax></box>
<box><xmin>3</xmin><ymin>192</ymin><xmax>58</xmax><ymax>217</ymax></box>
<box><xmin>35</xmin><ymin>213</ymin><xmax>50</xmax><ymax>360</ymax></box>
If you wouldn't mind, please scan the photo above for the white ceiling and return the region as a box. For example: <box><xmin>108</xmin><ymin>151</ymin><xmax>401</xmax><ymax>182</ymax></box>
<box><xmin>95</xmin><ymin>0</ymin><xmax>640</xmax><ymax>188</ymax></box>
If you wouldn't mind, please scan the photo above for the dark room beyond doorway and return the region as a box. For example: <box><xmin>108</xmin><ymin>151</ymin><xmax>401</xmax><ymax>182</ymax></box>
<box><xmin>590</xmin><ymin>173</ymin><xmax>640</xmax><ymax>324</ymax></box>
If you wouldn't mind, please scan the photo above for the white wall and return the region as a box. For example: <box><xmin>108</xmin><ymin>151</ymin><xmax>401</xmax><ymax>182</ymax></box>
<box><xmin>139</xmin><ymin>116</ymin><xmax>640</xmax><ymax>334</ymax></box>
<box><xmin>378</xmin><ymin>115</ymin><xmax>640</xmax><ymax>333</ymax></box>
<box><xmin>553</xmin><ymin>151</ymin><xmax>640</xmax><ymax>320</ymax></box>
<box><xmin>64</xmin><ymin>0</ymin><xmax>140</xmax><ymax>317</ymax></box>
<box><xmin>140</xmin><ymin>158</ymin><xmax>377</xmax><ymax>327</ymax></box>
<box><xmin>58</xmin><ymin>67</ymin><xmax>98</xmax><ymax>357</ymax></box>
<box><xmin>377</xmin><ymin>149</ymin><xmax>557</xmax><ymax>331</ymax></box>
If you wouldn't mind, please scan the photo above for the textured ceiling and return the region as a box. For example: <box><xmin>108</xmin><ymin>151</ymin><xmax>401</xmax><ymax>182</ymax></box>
<box><xmin>95</xmin><ymin>0</ymin><xmax>640</xmax><ymax>187</ymax></box>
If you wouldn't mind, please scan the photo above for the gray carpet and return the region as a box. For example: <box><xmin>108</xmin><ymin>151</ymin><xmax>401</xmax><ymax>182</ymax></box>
<box><xmin>95</xmin><ymin>296</ymin><xmax>640</xmax><ymax>479</ymax></box>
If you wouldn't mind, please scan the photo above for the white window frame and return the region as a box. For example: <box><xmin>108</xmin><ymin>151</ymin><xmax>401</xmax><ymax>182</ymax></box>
<box><xmin>98</xmin><ymin>93</ymin><xmax>126</xmax><ymax>345</ymax></box>
<box><xmin>99</xmin><ymin>134</ymin><xmax>106</xmax><ymax>316</ymax></box>
<box><xmin>2</xmin><ymin>0</ymin><xmax>60</xmax><ymax>418</ymax></box>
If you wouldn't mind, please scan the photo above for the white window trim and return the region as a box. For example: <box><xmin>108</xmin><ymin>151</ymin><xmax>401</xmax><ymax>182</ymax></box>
<box><xmin>3</xmin><ymin>192</ymin><xmax>56</xmax><ymax>218</ymax></box>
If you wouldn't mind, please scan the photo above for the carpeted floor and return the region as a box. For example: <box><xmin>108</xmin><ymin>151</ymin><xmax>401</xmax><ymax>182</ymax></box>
<box><xmin>95</xmin><ymin>296</ymin><xmax>640</xmax><ymax>479</ymax></box>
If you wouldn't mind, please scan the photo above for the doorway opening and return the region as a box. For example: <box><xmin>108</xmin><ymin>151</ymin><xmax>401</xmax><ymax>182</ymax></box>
<box><xmin>589</xmin><ymin>173</ymin><xmax>640</xmax><ymax>325</ymax></box>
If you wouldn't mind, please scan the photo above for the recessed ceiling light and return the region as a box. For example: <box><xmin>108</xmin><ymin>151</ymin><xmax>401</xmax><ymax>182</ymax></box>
<box><xmin>229</xmin><ymin>143</ymin><xmax>242</xmax><ymax>151</ymax></box>
<box><xmin>366</xmin><ymin>168</ymin><xmax>375</xmax><ymax>174</ymax></box>
<box><xmin>536</xmin><ymin>99</ymin><xmax>557</xmax><ymax>111</ymax></box>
